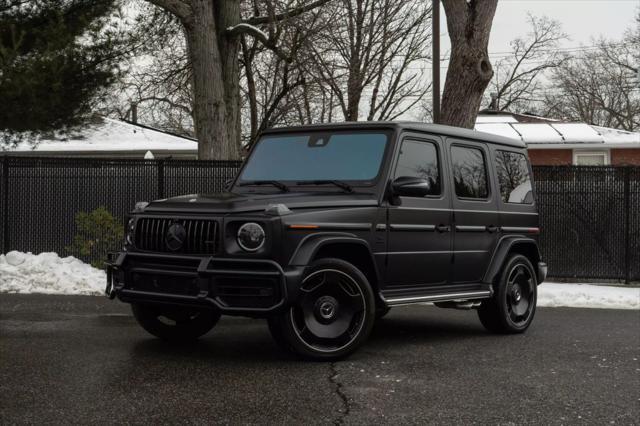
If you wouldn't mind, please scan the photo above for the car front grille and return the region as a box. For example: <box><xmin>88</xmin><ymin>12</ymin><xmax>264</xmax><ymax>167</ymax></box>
<box><xmin>134</xmin><ymin>218</ymin><xmax>218</xmax><ymax>254</ymax></box>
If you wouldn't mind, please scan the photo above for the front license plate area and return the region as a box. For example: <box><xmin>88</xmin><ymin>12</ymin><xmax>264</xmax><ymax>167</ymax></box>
<box><xmin>129</xmin><ymin>272</ymin><xmax>200</xmax><ymax>296</ymax></box>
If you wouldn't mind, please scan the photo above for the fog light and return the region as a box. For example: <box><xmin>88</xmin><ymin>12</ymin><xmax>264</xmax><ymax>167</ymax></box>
<box><xmin>237</xmin><ymin>222</ymin><xmax>265</xmax><ymax>252</ymax></box>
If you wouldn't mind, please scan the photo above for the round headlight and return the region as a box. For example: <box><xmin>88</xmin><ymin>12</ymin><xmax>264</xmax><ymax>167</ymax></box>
<box><xmin>237</xmin><ymin>222</ymin><xmax>265</xmax><ymax>252</ymax></box>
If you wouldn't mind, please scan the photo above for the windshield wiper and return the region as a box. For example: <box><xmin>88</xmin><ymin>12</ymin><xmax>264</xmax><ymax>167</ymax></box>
<box><xmin>239</xmin><ymin>180</ymin><xmax>289</xmax><ymax>192</ymax></box>
<box><xmin>296</xmin><ymin>180</ymin><xmax>354</xmax><ymax>193</ymax></box>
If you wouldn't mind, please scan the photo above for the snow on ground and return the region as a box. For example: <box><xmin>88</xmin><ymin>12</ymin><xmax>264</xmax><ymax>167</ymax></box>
<box><xmin>0</xmin><ymin>251</ymin><xmax>639</xmax><ymax>309</ymax></box>
<box><xmin>0</xmin><ymin>252</ymin><xmax>105</xmax><ymax>296</ymax></box>
<box><xmin>537</xmin><ymin>282</ymin><xmax>639</xmax><ymax>310</ymax></box>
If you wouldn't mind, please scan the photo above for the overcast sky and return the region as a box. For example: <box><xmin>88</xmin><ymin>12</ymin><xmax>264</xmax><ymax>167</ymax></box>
<box><xmin>439</xmin><ymin>0</ymin><xmax>638</xmax><ymax>69</ymax></box>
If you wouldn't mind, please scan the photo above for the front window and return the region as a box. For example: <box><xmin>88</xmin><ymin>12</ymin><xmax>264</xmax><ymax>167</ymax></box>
<box><xmin>238</xmin><ymin>131</ymin><xmax>389</xmax><ymax>184</ymax></box>
<box><xmin>394</xmin><ymin>139</ymin><xmax>441</xmax><ymax>196</ymax></box>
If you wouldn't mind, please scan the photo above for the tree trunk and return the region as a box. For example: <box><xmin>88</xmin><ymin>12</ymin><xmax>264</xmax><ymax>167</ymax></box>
<box><xmin>183</xmin><ymin>0</ymin><xmax>240</xmax><ymax>160</ymax></box>
<box><xmin>214</xmin><ymin>0</ymin><xmax>242</xmax><ymax>159</ymax></box>
<box><xmin>440</xmin><ymin>0</ymin><xmax>498</xmax><ymax>129</ymax></box>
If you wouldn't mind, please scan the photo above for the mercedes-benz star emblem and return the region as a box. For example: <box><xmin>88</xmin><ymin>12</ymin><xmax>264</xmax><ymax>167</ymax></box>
<box><xmin>165</xmin><ymin>223</ymin><xmax>186</xmax><ymax>251</ymax></box>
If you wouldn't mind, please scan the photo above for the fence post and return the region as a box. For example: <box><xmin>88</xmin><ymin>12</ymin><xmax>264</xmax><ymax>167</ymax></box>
<box><xmin>157</xmin><ymin>159</ymin><xmax>165</xmax><ymax>199</ymax></box>
<box><xmin>623</xmin><ymin>167</ymin><xmax>631</xmax><ymax>284</ymax></box>
<box><xmin>2</xmin><ymin>156</ymin><xmax>9</xmax><ymax>254</ymax></box>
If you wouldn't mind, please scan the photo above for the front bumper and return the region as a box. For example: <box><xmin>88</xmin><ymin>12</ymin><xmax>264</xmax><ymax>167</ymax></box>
<box><xmin>106</xmin><ymin>252</ymin><xmax>304</xmax><ymax>316</ymax></box>
<box><xmin>537</xmin><ymin>261</ymin><xmax>548</xmax><ymax>283</ymax></box>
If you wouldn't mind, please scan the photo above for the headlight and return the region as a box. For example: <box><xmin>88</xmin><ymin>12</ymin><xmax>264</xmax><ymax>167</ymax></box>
<box><xmin>237</xmin><ymin>222</ymin><xmax>265</xmax><ymax>252</ymax></box>
<box><xmin>125</xmin><ymin>218</ymin><xmax>136</xmax><ymax>246</ymax></box>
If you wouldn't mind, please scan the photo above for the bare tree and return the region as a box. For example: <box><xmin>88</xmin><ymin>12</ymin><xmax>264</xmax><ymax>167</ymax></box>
<box><xmin>143</xmin><ymin>0</ymin><xmax>332</xmax><ymax>160</ymax></box>
<box><xmin>542</xmin><ymin>35</ymin><xmax>639</xmax><ymax>131</ymax></box>
<box><xmin>239</xmin><ymin>0</ymin><xmax>328</xmax><ymax>147</ymax></box>
<box><xmin>440</xmin><ymin>0</ymin><xmax>498</xmax><ymax>128</ymax></box>
<box><xmin>310</xmin><ymin>0</ymin><xmax>432</xmax><ymax>122</ymax></box>
<box><xmin>486</xmin><ymin>14</ymin><xmax>568</xmax><ymax>112</ymax></box>
<box><xmin>101</xmin><ymin>7</ymin><xmax>195</xmax><ymax>137</ymax></box>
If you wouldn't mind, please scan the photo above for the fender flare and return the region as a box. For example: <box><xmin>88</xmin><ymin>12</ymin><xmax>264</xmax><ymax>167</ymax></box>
<box><xmin>483</xmin><ymin>236</ymin><xmax>542</xmax><ymax>284</ymax></box>
<box><xmin>288</xmin><ymin>232</ymin><xmax>382</xmax><ymax>293</ymax></box>
<box><xmin>288</xmin><ymin>232</ymin><xmax>374</xmax><ymax>267</ymax></box>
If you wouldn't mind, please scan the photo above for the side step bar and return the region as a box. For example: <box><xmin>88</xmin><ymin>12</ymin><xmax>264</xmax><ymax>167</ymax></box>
<box><xmin>383</xmin><ymin>290</ymin><xmax>492</xmax><ymax>306</ymax></box>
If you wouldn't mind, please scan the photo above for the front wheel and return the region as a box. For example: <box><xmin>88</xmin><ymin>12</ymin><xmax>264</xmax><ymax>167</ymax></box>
<box><xmin>478</xmin><ymin>254</ymin><xmax>538</xmax><ymax>334</ymax></box>
<box><xmin>268</xmin><ymin>258</ymin><xmax>375</xmax><ymax>360</ymax></box>
<box><xmin>131</xmin><ymin>304</ymin><xmax>221</xmax><ymax>342</ymax></box>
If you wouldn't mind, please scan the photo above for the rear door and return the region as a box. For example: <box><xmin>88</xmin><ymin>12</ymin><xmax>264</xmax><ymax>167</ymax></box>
<box><xmin>448</xmin><ymin>140</ymin><xmax>500</xmax><ymax>284</ymax></box>
<box><xmin>385</xmin><ymin>135</ymin><xmax>452</xmax><ymax>287</ymax></box>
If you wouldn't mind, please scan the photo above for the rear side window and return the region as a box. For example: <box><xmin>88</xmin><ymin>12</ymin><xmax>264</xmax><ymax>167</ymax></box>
<box><xmin>451</xmin><ymin>145</ymin><xmax>489</xmax><ymax>199</ymax></box>
<box><xmin>394</xmin><ymin>139</ymin><xmax>441</xmax><ymax>196</ymax></box>
<box><xmin>495</xmin><ymin>150</ymin><xmax>534</xmax><ymax>204</ymax></box>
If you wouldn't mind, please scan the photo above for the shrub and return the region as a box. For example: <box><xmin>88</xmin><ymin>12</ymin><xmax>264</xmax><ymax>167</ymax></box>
<box><xmin>67</xmin><ymin>207</ymin><xmax>123</xmax><ymax>268</ymax></box>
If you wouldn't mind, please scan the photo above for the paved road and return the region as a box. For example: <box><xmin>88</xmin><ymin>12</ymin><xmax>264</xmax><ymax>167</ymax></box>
<box><xmin>0</xmin><ymin>294</ymin><xmax>638</xmax><ymax>425</ymax></box>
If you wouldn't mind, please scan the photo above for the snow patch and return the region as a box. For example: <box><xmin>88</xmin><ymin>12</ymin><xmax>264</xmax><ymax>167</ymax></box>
<box><xmin>0</xmin><ymin>251</ymin><xmax>105</xmax><ymax>296</ymax></box>
<box><xmin>1</xmin><ymin>252</ymin><xmax>639</xmax><ymax>310</ymax></box>
<box><xmin>538</xmin><ymin>282</ymin><xmax>640</xmax><ymax>310</ymax></box>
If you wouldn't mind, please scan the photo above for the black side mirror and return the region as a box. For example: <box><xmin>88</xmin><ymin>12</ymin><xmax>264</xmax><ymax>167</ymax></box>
<box><xmin>224</xmin><ymin>178</ymin><xmax>234</xmax><ymax>192</ymax></box>
<box><xmin>391</xmin><ymin>176</ymin><xmax>432</xmax><ymax>197</ymax></box>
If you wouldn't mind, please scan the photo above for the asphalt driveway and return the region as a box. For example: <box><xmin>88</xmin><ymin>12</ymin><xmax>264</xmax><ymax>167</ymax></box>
<box><xmin>1</xmin><ymin>294</ymin><xmax>638</xmax><ymax>425</ymax></box>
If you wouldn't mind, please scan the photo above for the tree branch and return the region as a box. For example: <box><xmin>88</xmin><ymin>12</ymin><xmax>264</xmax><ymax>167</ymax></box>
<box><xmin>145</xmin><ymin>0</ymin><xmax>191</xmax><ymax>23</ymax></box>
<box><xmin>227</xmin><ymin>23</ymin><xmax>290</xmax><ymax>61</ymax></box>
<box><xmin>244</xmin><ymin>0</ymin><xmax>333</xmax><ymax>25</ymax></box>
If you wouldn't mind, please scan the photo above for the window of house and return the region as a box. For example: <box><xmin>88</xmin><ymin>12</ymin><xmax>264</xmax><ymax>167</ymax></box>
<box><xmin>573</xmin><ymin>151</ymin><xmax>609</xmax><ymax>166</ymax></box>
<box><xmin>394</xmin><ymin>139</ymin><xmax>441</xmax><ymax>196</ymax></box>
<box><xmin>451</xmin><ymin>145</ymin><xmax>489</xmax><ymax>199</ymax></box>
<box><xmin>495</xmin><ymin>150</ymin><xmax>534</xmax><ymax>204</ymax></box>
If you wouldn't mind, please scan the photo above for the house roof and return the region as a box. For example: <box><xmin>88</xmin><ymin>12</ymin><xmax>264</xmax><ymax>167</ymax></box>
<box><xmin>474</xmin><ymin>112</ymin><xmax>640</xmax><ymax>149</ymax></box>
<box><xmin>2</xmin><ymin>117</ymin><xmax>197</xmax><ymax>156</ymax></box>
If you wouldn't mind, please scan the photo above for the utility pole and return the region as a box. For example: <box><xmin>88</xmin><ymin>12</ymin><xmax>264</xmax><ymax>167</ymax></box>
<box><xmin>432</xmin><ymin>0</ymin><xmax>440</xmax><ymax>124</ymax></box>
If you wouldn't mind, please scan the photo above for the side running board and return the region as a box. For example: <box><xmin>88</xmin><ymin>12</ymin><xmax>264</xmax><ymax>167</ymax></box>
<box><xmin>383</xmin><ymin>289</ymin><xmax>492</xmax><ymax>306</ymax></box>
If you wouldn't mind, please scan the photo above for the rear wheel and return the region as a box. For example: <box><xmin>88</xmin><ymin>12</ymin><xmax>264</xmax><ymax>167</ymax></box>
<box><xmin>268</xmin><ymin>258</ymin><xmax>375</xmax><ymax>360</ymax></box>
<box><xmin>478</xmin><ymin>254</ymin><xmax>537</xmax><ymax>334</ymax></box>
<box><xmin>131</xmin><ymin>304</ymin><xmax>221</xmax><ymax>342</ymax></box>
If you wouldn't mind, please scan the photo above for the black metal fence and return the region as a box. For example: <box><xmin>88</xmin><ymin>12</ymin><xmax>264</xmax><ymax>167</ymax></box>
<box><xmin>534</xmin><ymin>166</ymin><xmax>639</xmax><ymax>283</ymax></box>
<box><xmin>0</xmin><ymin>157</ymin><xmax>241</xmax><ymax>264</ymax></box>
<box><xmin>1</xmin><ymin>157</ymin><xmax>638</xmax><ymax>282</ymax></box>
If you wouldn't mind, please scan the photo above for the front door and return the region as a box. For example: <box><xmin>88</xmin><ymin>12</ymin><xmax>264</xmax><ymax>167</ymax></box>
<box><xmin>385</xmin><ymin>136</ymin><xmax>452</xmax><ymax>287</ymax></box>
<box><xmin>448</xmin><ymin>140</ymin><xmax>500</xmax><ymax>284</ymax></box>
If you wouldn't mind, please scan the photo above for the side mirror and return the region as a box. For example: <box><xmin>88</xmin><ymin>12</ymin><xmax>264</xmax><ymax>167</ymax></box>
<box><xmin>391</xmin><ymin>176</ymin><xmax>432</xmax><ymax>198</ymax></box>
<box><xmin>224</xmin><ymin>178</ymin><xmax>234</xmax><ymax>192</ymax></box>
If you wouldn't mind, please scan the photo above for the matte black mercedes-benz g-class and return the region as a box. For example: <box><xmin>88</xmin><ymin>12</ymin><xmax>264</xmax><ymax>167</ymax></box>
<box><xmin>106</xmin><ymin>122</ymin><xmax>547</xmax><ymax>360</ymax></box>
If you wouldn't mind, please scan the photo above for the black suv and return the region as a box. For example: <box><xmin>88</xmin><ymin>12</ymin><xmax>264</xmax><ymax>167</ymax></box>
<box><xmin>106</xmin><ymin>122</ymin><xmax>547</xmax><ymax>360</ymax></box>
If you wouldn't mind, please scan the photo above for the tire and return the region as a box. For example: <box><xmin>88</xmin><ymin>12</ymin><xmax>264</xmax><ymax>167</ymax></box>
<box><xmin>478</xmin><ymin>254</ymin><xmax>538</xmax><ymax>334</ymax></box>
<box><xmin>131</xmin><ymin>303</ymin><xmax>221</xmax><ymax>342</ymax></box>
<box><xmin>268</xmin><ymin>258</ymin><xmax>376</xmax><ymax>361</ymax></box>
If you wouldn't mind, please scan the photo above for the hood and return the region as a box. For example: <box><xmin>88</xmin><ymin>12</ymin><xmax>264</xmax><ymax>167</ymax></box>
<box><xmin>142</xmin><ymin>191</ymin><xmax>379</xmax><ymax>214</ymax></box>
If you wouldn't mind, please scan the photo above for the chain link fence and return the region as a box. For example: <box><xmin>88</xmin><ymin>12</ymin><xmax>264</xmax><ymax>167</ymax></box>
<box><xmin>0</xmin><ymin>157</ymin><xmax>241</xmax><ymax>265</ymax></box>
<box><xmin>1</xmin><ymin>157</ymin><xmax>638</xmax><ymax>282</ymax></box>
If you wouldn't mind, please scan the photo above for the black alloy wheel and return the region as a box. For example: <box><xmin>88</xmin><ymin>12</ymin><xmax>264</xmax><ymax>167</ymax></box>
<box><xmin>268</xmin><ymin>258</ymin><xmax>375</xmax><ymax>360</ymax></box>
<box><xmin>478</xmin><ymin>254</ymin><xmax>538</xmax><ymax>334</ymax></box>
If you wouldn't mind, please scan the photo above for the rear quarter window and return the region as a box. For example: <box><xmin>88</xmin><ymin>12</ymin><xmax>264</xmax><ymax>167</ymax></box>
<box><xmin>451</xmin><ymin>145</ymin><xmax>489</xmax><ymax>199</ymax></box>
<box><xmin>495</xmin><ymin>150</ymin><xmax>534</xmax><ymax>204</ymax></box>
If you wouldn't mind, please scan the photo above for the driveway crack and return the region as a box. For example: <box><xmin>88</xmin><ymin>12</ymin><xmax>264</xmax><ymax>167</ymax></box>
<box><xmin>329</xmin><ymin>362</ymin><xmax>351</xmax><ymax>425</ymax></box>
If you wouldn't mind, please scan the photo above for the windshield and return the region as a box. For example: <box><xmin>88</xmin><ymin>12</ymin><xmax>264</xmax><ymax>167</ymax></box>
<box><xmin>238</xmin><ymin>131</ymin><xmax>389</xmax><ymax>184</ymax></box>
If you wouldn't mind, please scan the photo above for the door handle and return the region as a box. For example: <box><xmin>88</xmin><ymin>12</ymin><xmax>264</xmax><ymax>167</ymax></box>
<box><xmin>486</xmin><ymin>225</ymin><xmax>499</xmax><ymax>233</ymax></box>
<box><xmin>436</xmin><ymin>224</ymin><xmax>451</xmax><ymax>233</ymax></box>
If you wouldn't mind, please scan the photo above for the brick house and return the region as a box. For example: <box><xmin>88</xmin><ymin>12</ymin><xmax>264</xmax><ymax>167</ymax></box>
<box><xmin>475</xmin><ymin>111</ymin><xmax>640</xmax><ymax>166</ymax></box>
